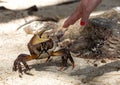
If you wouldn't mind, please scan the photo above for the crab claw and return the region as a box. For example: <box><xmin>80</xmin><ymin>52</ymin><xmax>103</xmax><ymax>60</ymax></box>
<box><xmin>59</xmin><ymin>53</ymin><xmax>75</xmax><ymax>71</ymax></box>
<box><xmin>68</xmin><ymin>54</ymin><xmax>75</xmax><ymax>70</ymax></box>
<box><xmin>13</xmin><ymin>54</ymin><xmax>31</xmax><ymax>76</ymax></box>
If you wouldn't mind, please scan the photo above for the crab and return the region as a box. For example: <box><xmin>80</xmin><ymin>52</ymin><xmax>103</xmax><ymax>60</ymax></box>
<box><xmin>12</xmin><ymin>29</ymin><xmax>74</xmax><ymax>76</ymax></box>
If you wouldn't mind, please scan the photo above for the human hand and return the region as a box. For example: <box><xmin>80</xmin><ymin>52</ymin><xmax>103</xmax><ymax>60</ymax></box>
<box><xmin>63</xmin><ymin>0</ymin><xmax>102</xmax><ymax>28</ymax></box>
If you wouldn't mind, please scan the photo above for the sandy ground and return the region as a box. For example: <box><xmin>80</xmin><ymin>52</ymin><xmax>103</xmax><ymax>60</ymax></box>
<box><xmin>0</xmin><ymin>0</ymin><xmax>120</xmax><ymax>85</ymax></box>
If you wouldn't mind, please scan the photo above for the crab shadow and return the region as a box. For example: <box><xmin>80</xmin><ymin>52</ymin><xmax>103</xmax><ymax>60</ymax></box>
<box><xmin>29</xmin><ymin>57</ymin><xmax>72</xmax><ymax>72</ymax></box>
<box><xmin>26</xmin><ymin>57</ymin><xmax>120</xmax><ymax>83</ymax></box>
<box><xmin>69</xmin><ymin>60</ymin><xmax>120</xmax><ymax>83</ymax></box>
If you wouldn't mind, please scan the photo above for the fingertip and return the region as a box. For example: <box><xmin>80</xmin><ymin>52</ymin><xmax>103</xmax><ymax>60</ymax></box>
<box><xmin>62</xmin><ymin>27</ymin><xmax>67</xmax><ymax>29</ymax></box>
<box><xmin>62</xmin><ymin>25</ymin><xmax>66</xmax><ymax>29</ymax></box>
<box><xmin>62</xmin><ymin>23</ymin><xmax>69</xmax><ymax>28</ymax></box>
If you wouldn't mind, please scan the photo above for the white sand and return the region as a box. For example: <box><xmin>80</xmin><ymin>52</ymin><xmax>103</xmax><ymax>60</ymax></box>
<box><xmin>0</xmin><ymin>0</ymin><xmax>120</xmax><ymax>85</ymax></box>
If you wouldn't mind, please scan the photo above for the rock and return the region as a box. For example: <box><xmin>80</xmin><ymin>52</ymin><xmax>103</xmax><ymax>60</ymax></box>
<box><xmin>57</xmin><ymin>8</ymin><xmax>120</xmax><ymax>59</ymax></box>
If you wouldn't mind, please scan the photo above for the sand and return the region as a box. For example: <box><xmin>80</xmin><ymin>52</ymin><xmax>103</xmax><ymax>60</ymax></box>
<box><xmin>0</xmin><ymin>0</ymin><xmax>120</xmax><ymax>85</ymax></box>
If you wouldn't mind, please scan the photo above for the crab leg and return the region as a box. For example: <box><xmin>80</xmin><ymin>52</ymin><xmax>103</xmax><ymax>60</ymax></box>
<box><xmin>67</xmin><ymin>53</ymin><xmax>75</xmax><ymax>69</ymax></box>
<box><xmin>49</xmin><ymin>49</ymin><xmax>75</xmax><ymax>70</ymax></box>
<box><xmin>18</xmin><ymin>63</ymin><xmax>22</xmax><ymax>75</ymax></box>
<box><xmin>59</xmin><ymin>56</ymin><xmax>68</xmax><ymax>70</ymax></box>
<box><xmin>13</xmin><ymin>54</ymin><xmax>38</xmax><ymax>74</ymax></box>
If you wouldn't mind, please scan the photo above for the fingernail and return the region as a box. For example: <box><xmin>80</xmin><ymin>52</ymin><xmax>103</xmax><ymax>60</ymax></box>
<box><xmin>80</xmin><ymin>21</ymin><xmax>86</xmax><ymax>26</ymax></box>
